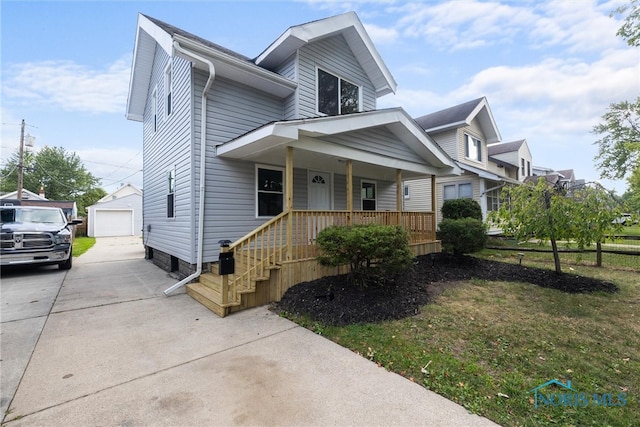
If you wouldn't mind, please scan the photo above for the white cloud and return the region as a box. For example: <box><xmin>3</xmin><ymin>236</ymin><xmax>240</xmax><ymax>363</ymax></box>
<box><xmin>2</xmin><ymin>55</ymin><xmax>131</xmax><ymax>114</ymax></box>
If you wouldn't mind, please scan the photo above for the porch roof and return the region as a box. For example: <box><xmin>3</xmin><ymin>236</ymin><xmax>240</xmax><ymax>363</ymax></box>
<box><xmin>216</xmin><ymin>109</ymin><xmax>461</xmax><ymax>180</ymax></box>
<box><xmin>457</xmin><ymin>161</ymin><xmax>520</xmax><ymax>184</ymax></box>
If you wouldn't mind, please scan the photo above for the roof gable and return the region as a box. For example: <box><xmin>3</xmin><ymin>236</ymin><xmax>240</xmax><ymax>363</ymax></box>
<box><xmin>255</xmin><ymin>12</ymin><xmax>397</xmax><ymax>97</ymax></box>
<box><xmin>415</xmin><ymin>97</ymin><xmax>501</xmax><ymax>144</ymax></box>
<box><xmin>127</xmin><ymin>14</ymin><xmax>296</xmax><ymax>121</ymax></box>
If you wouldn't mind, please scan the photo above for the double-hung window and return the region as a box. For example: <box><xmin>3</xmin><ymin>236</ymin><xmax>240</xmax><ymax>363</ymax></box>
<box><xmin>465</xmin><ymin>134</ymin><xmax>482</xmax><ymax>162</ymax></box>
<box><xmin>167</xmin><ymin>167</ymin><xmax>176</xmax><ymax>218</ymax></box>
<box><xmin>257</xmin><ymin>166</ymin><xmax>284</xmax><ymax>217</ymax></box>
<box><xmin>317</xmin><ymin>69</ymin><xmax>360</xmax><ymax>116</ymax></box>
<box><xmin>443</xmin><ymin>182</ymin><xmax>472</xmax><ymax>200</ymax></box>
<box><xmin>164</xmin><ymin>62</ymin><xmax>172</xmax><ymax>117</ymax></box>
<box><xmin>361</xmin><ymin>181</ymin><xmax>376</xmax><ymax>211</ymax></box>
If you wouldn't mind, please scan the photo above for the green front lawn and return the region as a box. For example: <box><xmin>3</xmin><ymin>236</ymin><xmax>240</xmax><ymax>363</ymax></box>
<box><xmin>285</xmin><ymin>257</ymin><xmax>639</xmax><ymax>426</ymax></box>
<box><xmin>73</xmin><ymin>236</ymin><xmax>95</xmax><ymax>257</ymax></box>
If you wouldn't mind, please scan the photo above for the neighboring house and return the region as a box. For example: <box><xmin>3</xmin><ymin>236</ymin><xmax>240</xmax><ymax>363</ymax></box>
<box><xmin>0</xmin><ymin>189</ymin><xmax>78</xmax><ymax>219</ymax></box>
<box><xmin>126</xmin><ymin>12</ymin><xmax>460</xmax><ymax>316</ymax></box>
<box><xmin>405</xmin><ymin>97</ymin><xmax>521</xmax><ymax>222</ymax></box>
<box><xmin>86</xmin><ymin>184</ymin><xmax>143</xmax><ymax>237</ymax></box>
<box><xmin>527</xmin><ymin>167</ymin><xmax>578</xmax><ymax>190</ymax></box>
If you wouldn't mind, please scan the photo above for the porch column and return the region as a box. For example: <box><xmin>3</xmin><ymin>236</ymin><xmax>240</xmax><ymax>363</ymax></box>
<box><xmin>285</xmin><ymin>147</ymin><xmax>293</xmax><ymax>210</ymax></box>
<box><xmin>346</xmin><ymin>159</ymin><xmax>353</xmax><ymax>225</ymax></box>
<box><xmin>396</xmin><ymin>169</ymin><xmax>403</xmax><ymax>212</ymax></box>
<box><xmin>286</xmin><ymin>147</ymin><xmax>293</xmax><ymax>260</ymax></box>
<box><xmin>431</xmin><ymin>174</ymin><xmax>437</xmax><ymax>237</ymax></box>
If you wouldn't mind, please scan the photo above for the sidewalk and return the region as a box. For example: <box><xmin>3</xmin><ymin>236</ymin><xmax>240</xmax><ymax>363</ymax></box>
<box><xmin>3</xmin><ymin>237</ymin><xmax>499</xmax><ymax>426</ymax></box>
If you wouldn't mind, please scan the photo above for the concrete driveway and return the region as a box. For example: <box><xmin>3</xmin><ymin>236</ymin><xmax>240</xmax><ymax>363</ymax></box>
<box><xmin>1</xmin><ymin>237</ymin><xmax>498</xmax><ymax>426</ymax></box>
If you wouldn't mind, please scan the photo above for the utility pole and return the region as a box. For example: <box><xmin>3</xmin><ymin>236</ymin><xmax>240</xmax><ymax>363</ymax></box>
<box><xmin>17</xmin><ymin>119</ymin><xmax>25</xmax><ymax>201</ymax></box>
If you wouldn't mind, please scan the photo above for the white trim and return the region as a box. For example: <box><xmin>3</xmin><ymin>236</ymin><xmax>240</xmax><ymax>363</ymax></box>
<box><xmin>360</xmin><ymin>179</ymin><xmax>377</xmax><ymax>210</ymax></box>
<box><xmin>255</xmin><ymin>164</ymin><xmax>285</xmax><ymax>218</ymax></box>
<box><xmin>307</xmin><ymin>170</ymin><xmax>334</xmax><ymax>210</ymax></box>
<box><xmin>151</xmin><ymin>86</ymin><xmax>158</xmax><ymax>133</ymax></box>
<box><xmin>164</xmin><ymin>60</ymin><xmax>172</xmax><ymax>118</ymax></box>
<box><xmin>315</xmin><ymin>66</ymin><xmax>362</xmax><ymax>116</ymax></box>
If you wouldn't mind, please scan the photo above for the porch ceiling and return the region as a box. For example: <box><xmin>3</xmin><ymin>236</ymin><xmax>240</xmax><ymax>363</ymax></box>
<box><xmin>216</xmin><ymin>109</ymin><xmax>460</xmax><ymax>179</ymax></box>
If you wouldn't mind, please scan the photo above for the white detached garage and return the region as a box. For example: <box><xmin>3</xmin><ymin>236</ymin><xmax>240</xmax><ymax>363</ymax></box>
<box><xmin>87</xmin><ymin>184</ymin><xmax>143</xmax><ymax>237</ymax></box>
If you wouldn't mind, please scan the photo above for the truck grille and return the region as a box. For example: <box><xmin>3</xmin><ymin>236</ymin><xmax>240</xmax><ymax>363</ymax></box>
<box><xmin>1</xmin><ymin>232</ymin><xmax>55</xmax><ymax>250</ymax></box>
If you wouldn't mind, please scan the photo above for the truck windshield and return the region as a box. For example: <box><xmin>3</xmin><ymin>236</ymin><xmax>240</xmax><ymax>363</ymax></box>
<box><xmin>1</xmin><ymin>208</ymin><xmax>64</xmax><ymax>224</ymax></box>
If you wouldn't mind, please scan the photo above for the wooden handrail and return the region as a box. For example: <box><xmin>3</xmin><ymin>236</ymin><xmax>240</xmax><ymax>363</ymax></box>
<box><xmin>224</xmin><ymin>210</ymin><xmax>435</xmax><ymax>304</ymax></box>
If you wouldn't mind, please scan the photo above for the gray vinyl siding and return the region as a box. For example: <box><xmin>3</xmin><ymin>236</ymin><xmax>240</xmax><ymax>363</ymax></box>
<box><xmin>403</xmin><ymin>179</ymin><xmax>433</xmax><ymax>211</ymax></box>
<box><xmin>298</xmin><ymin>34</ymin><xmax>376</xmax><ymax>118</ymax></box>
<box><xmin>331</xmin><ymin>127</ymin><xmax>426</xmax><ymax>164</ymax></box>
<box><xmin>193</xmin><ymin>70</ymin><xmax>286</xmax><ymax>262</ymax></box>
<box><xmin>142</xmin><ymin>48</ymin><xmax>195</xmax><ymax>262</ymax></box>
<box><xmin>274</xmin><ymin>53</ymin><xmax>298</xmax><ymax>120</ymax></box>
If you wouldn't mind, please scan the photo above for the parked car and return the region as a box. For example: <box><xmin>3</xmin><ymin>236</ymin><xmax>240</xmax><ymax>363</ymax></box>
<box><xmin>0</xmin><ymin>206</ymin><xmax>82</xmax><ymax>269</ymax></box>
<box><xmin>612</xmin><ymin>213</ymin><xmax>636</xmax><ymax>226</ymax></box>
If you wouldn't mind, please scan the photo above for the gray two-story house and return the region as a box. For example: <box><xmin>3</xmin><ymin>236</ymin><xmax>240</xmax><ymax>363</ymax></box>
<box><xmin>405</xmin><ymin>98</ymin><xmax>525</xmax><ymax>224</ymax></box>
<box><xmin>126</xmin><ymin>12</ymin><xmax>460</xmax><ymax>316</ymax></box>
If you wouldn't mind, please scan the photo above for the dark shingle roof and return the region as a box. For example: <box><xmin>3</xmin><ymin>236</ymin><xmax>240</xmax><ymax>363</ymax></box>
<box><xmin>488</xmin><ymin>139</ymin><xmax>525</xmax><ymax>156</ymax></box>
<box><xmin>142</xmin><ymin>14</ymin><xmax>253</xmax><ymax>63</ymax></box>
<box><xmin>414</xmin><ymin>97</ymin><xmax>484</xmax><ymax>130</ymax></box>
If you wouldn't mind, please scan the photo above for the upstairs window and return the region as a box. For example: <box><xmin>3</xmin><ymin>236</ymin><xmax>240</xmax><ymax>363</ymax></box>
<box><xmin>317</xmin><ymin>69</ymin><xmax>360</xmax><ymax>116</ymax></box>
<box><xmin>167</xmin><ymin>167</ymin><xmax>176</xmax><ymax>218</ymax></box>
<box><xmin>465</xmin><ymin>134</ymin><xmax>482</xmax><ymax>162</ymax></box>
<box><xmin>164</xmin><ymin>62</ymin><xmax>172</xmax><ymax>117</ymax></box>
<box><xmin>257</xmin><ymin>167</ymin><xmax>284</xmax><ymax>217</ymax></box>
<box><xmin>152</xmin><ymin>87</ymin><xmax>157</xmax><ymax>132</ymax></box>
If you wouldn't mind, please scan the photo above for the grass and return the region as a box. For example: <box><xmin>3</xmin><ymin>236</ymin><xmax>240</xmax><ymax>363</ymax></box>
<box><xmin>72</xmin><ymin>236</ymin><xmax>95</xmax><ymax>257</ymax></box>
<box><xmin>283</xmin><ymin>255</ymin><xmax>640</xmax><ymax>427</ymax></box>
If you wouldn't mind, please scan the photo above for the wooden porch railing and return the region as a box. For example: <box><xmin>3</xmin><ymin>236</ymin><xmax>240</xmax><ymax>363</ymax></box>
<box><xmin>225</xmin><ymin>210</ymin><xmax>435</xmax><ymax>303</ymax></box>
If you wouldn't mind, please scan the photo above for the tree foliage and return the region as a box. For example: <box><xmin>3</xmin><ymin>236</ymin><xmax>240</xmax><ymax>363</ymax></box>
<box><xmin>0</xmin><ymin>146</ymin><xmax>103</xmax><ymax>216</ymax></box>
<box><xmin>489</xmin><ymin>179</ymin><xmax>625</xmax><ymax>273</ymax></box>
<box><xmin>613</xmin><ymin>0</ymin><xmax>640</xmax><ymax>47</ymax></box>
<box><xmin>592</xmin><ymin>97</ymin><xmax>640</xmax><ymax>181</ymax></box>
<box><xmin>316</xmin><ymin>224</ymin><xmax>414</xmax><ymax>288</ymax></box>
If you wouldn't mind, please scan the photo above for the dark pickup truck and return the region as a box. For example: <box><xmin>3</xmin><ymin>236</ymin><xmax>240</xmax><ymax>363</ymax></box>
<box><xmin>1</xmin><ymin>206</ymin><xmax>81</xmax><ymax>270</ymax></box>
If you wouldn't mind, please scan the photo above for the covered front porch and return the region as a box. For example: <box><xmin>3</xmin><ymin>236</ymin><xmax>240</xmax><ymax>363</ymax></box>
<box><xmin>187</xmin><ymin>109</ymin><xmax>460</xmax><ymax>316</ymax></box>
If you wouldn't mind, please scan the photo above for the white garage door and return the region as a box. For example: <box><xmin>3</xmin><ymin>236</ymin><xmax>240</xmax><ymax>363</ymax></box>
<box><xmin>94</xmin><ymin>210</ymin><xmax>133</xmax><ymax>237</ymax></box>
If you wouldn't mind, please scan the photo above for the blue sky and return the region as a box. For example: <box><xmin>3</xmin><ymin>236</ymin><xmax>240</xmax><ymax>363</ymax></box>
<box><xmin>1</xmin><ymin>0</ymin><xmax>637</xmax><ymax>195</ymax></box>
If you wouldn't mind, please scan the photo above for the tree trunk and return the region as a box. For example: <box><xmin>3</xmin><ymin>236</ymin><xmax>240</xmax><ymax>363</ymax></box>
<box><xmin>550</xmin><ymin>237</ymin><xmax>562</xmax><ymax>274</ymax></box>
<box><xmin>596</xmin><ymin>241</ymin><xmax>602</xmax><ymax>267</ymax></box>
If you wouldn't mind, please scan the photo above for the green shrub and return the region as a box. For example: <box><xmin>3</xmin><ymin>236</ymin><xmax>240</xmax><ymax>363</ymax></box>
<box><xmin>316</xmin><ymin>224</ymin><xmax>414</xmax><ymax>287</ymax></box>
<box><xmin>438</xmin><ymin>217</ymin><xmax>487</xmax><ymax>255</ymax></box>
<box><xmin>441</xmin><ymin>198</ymin><xmax>482</xmax><ymax>220</ymax></box>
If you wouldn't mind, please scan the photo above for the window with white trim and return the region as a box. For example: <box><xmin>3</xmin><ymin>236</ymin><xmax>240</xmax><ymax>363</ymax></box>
<box><xmin>443</xmin><ymin>182</ymin><xmax>473</xmax><ymax>200</ymax></box>
<box><xmin>167</xmin><ymin>167</ymin><xmax>176</xmax><ymax>218</ymax></box>
<box><xmin>317</xmin><ymin>68</ymin><xmax>360</xmax><ymax>116</ymax></box>
<box><xmin>521</xmin><ymin>158</ymin><xmax>525</xmax><ymax>178</ymax></box>
<box><xmin>257</xmin><ymin>166</ymin><xmax>284</xmax><ymax>217</ymax></box>
<box><xmin>404</xmin><ymin>184</ymin><xmax>410</xmax><ymax>199</ymax></box>
<box><xmin>164</xmin><ymin>62</ymin><xmax>172</xmax><ymax>117</ymax></box>
<box><xmin>361</xmin><ymin>180</ymin><xmax>376</xmax><ymax>211</ymax></box>
<box><xmin>486</xmin><ymin>188</ymin><xmax>501</xmax><ymax>212</ymax></box>
<box><xmin>152</xmin><ymin>87</ymin><xmax>158</xmax><ymax>132</ymax></box>
<box><xmin>465</xmin><ymin>134</ymin><xmax>482</xmax><ymax>162</ymax></box>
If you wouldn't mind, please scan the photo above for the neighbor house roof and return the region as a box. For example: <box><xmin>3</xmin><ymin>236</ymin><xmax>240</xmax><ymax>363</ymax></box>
<box><xmin>487</xmin><ymin>139</ymin><xmax>525</xmax><ymax>156</ymax></box>
<box><xmin>414</xmin><ymin>97</ymin><xmax>501</xmax><ymax>144</ymax></box>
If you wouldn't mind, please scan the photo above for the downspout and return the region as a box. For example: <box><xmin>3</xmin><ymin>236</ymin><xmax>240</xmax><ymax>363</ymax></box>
<box><xmin>164</xmin><ymin>41</ymin><xmax>216</xmax><ymax>295</ymax></box>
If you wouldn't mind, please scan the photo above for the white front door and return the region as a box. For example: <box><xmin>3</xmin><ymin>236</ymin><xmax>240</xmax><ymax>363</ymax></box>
<box><xmin>308</xmin><ymin>171</ymin><xmax>331</xmax><ymax>210</ymax></box>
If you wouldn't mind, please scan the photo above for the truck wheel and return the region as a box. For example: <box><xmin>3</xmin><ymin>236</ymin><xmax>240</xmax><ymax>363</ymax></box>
<box><xmin>59</xmin><ymin>250</ymin><xmax>73</xmax><ymax>270</ymax></box>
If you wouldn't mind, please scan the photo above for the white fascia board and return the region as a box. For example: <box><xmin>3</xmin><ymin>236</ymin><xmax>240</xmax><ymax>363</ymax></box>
<box><xmin>216</xmin><ymin>124</ymin><xmax>299</xmax><ymax>158</ymax></box>
<box><xmin>291</xmin><ymin>138</ymin><xmax>453</xmax><ymax>177</ymax></box>
<box><xmin>174</xmin><ymin>35</ymin><xmax>297</xmax><ymax>98</ymax></box>
<box><xmin>138</xmin><ymin>14</ymin><xmax>174</xmax><ymax>55</ymax></box>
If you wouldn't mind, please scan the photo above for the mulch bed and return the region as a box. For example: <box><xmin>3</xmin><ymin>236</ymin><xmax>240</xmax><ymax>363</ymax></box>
<box><xmin>271</xmin><ymin>253</ymin><xmax>619</xmax><ymax>326</ymax></box>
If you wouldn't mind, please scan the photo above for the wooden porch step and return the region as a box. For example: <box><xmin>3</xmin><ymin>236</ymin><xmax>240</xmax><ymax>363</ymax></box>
<box><xmin>186</xmin><ymin>282</ymin><xmax>240</xmax><ymax>318</ymax></box>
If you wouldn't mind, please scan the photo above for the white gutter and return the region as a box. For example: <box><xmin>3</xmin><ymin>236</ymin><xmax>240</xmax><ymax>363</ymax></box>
<box><xmin>164</xmin><ymin>41</ymin><xmax>216</xmax><ymax>295</ymax></box>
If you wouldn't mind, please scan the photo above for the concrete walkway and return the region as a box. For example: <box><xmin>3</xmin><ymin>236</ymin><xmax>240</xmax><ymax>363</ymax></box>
<box><xmin>2</xmin><ymin>237</ymin><xmax>498</xmax><ymax>426</ymax></box>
